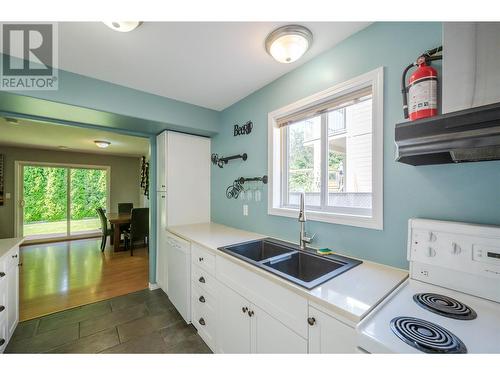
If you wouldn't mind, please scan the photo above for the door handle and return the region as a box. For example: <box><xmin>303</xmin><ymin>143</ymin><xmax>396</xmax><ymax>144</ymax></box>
<box><xmin>12</xmin><ymin>254</ymin><xmax>18</xmax><ymax>258</ymax></box>
<box><xmin>307</xmin><ymin>317</ymin><xmax>316</xmax><ymax>326</ymax></box>
<box><xmin>247</xmin><ymin>310</ymin><xmax>254</xmax><ymax>317</ymax></box>
<box><xmin>198</xmin><ymin>257</ymin><xmax>204</xmax><ymax>262</ymax></box>
<box><xmin>0</xmin><ymin>306</ymin><xmax>5</xmax><ymax>312</ymax></box>
<box><xmin>0</xmin><ymin>272</ymin><xmax>5</xmax><ymax>278</ymax></box>
<box><xmin>198</xmin><ymin>318</ymin><xmax>206</xmax><ymax>326</ymax></box>
<box><xmin>198</xmin><ymin>276</ymin><xmax>205</xmax><ymax>283</ymax></box>
<box><xmin>242</xmin><ymin>306</ymin><xmax>248</xmax><ymax>313</ymax></box>
<box><xmin>199</xmin><ymin>296</ymin><xmax>205</xmax><ymax>303</ymax></box>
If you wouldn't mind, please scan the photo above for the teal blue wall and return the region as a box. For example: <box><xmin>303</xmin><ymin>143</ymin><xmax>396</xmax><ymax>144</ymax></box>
<box><xmin>211</xmin><ymin>22</ymin><xmax>500</xmax><ymax>269</ymax></box>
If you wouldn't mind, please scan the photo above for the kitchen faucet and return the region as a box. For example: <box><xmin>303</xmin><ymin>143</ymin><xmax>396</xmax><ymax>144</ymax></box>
<box><xmin>298</xmin><ymin>192</ymin><xmax>315</xmax><ymax>250</ymax></box>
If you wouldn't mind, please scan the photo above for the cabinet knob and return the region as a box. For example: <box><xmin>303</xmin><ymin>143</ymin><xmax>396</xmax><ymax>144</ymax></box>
<box><xmin>242</xmin><ymin>306</ymin><xmax>248</xmax><ymax>313</ymax></box>
<box><xmin>198</xmin><ymin>276</ymin><xmax>205</xmax><ymax>283</ymax></box>
<box><xmin>307</xmin><ymin>317</ymin><xmax>316</xmax><ymax>326</ymax></box>
<box><xmin>0</xmin><ymin>339</ymin><xmax>5</xmax><ymax>347</ymax></box>
<box><xmin>0</xmin><ymin>272</ymin><xmax>5</xmax><ymax>278</ymax></box>
<box><xmin>199</xmin><ymin>296</ymin><xmax>206</xmax><ymax>303</ymax></box>
<box><xmin>248</xmin><ymin>310</ymin><xmax>254</xmax><ymax>317</ymax></box>
<box><xmin>199</xmin><ymin>257</ymin><xmax>204</xmax><ymax>262</ymax></box>
<box><xmin>0</xmin><ymin>306</ymin><xmax>4</xmax><ymax>312</ymax></box>
<box><xmin>198</xmin><ymin>318</ymin><xmax>206</xmax><ymax>326</ymax></box>
<box><xmin>12</xmin><ymin>254</ymin><xmax>18</xmax><ymax>258</ymax></box>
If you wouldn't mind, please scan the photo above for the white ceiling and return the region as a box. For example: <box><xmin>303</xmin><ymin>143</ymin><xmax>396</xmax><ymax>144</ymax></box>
<box><xmin>0</xmin><ymin>117</ymin><xmax>150</xmax><ymax>157</ymax></box>
<box><xmin>54</xmin><ymin>22</ymin><xmax>370</xmax><ymax>110</ymax></box>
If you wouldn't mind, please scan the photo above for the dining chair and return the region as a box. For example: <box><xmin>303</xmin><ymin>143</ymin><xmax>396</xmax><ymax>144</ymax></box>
<box><xmin>124</xmin><ymin>208</ymin><xmax>149</xmax><ymax>256</ymax></box>
<box><xmin>96</xmin><ymin>207</ymin><xmax>113</xmax><ymax>252</ymax></box>
<box><xmin>118</xmin><ymin>203</ymin><xmax>134</xmax><ymax>214</ymax></box>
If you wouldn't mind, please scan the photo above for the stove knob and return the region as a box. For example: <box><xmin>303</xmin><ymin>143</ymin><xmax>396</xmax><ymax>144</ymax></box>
<box><xmin>451</xmin><ymin>242</ymin><xmax>462</xmax><ymax>255</ymax></box>
<box><xmin>427</xmin><ymin>247</ymin><xmax>436</xmax><ymax>257</ymax></box>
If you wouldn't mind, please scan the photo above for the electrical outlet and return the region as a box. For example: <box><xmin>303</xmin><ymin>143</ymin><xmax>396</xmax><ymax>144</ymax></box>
<box><xmin>243</xmin><ymin>204</ymin><xmax>248</xmax><ymax>216</ymax></box>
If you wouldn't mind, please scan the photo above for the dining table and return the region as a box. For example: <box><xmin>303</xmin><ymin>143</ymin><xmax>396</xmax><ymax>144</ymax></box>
<box><xmin>107</xmin><ymin>212</ymin><xmax>131</xmax><ymax>252</ymax></box>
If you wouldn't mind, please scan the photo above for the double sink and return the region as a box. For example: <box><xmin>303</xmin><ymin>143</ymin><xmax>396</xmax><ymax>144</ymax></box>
<box><xmin>218</xmin><ymin>238</ymin><xmax>362</xmax><ymax>289</ymax></box>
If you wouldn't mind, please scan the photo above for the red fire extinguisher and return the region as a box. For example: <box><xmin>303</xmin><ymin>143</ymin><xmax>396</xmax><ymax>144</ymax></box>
<box><xmin>402</xmin><ymin>46</ymin><xmax>442</xmax><ymax>121</ymax></box>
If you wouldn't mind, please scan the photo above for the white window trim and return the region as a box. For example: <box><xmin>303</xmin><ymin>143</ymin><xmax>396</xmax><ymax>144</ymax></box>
<box><xmin>267</xmin><ymin>67</ymin><xmax>384</xmax><ymax>230</ymax></box>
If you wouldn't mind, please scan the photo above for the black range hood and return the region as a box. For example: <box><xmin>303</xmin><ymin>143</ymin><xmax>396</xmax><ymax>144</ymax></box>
<box><xmin>395</xmin><ymin>102</ymin><xmax>500</xmax><ymax>166</ymax></box>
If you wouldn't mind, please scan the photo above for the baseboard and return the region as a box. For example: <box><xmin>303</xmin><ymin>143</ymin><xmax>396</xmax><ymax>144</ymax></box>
<box><xmin>148</xmin><ymin>282</ymin><xmax>160</xmax><ymax>290</ymax></box>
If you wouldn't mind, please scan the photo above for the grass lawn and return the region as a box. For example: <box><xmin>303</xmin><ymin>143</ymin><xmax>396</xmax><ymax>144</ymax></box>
<box><xmin>24</xmin><ymin>218</ymin><xmax>101</xmax><ymax>236</ymax></box>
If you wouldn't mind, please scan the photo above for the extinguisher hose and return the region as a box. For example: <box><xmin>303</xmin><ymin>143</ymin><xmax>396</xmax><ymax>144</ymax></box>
<box><xmin>401</xmin><ymin>63</ymin><xmax>415</xmax><ymax>119</ymax></box>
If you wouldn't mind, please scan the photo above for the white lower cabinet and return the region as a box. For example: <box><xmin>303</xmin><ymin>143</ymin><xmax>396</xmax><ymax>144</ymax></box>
<box><xmin>181</xmin><ymin>240</ymin><xmax>358</xmax><ymax>354</ymax></box>
<box><xmin>308</xmin><ymin>306</ymin><xmax>357</xmax><ymax>353</ymax></box>
<box><xmin>0</xmin><ymin>244</ymin><xmax>20</xmax><ymax>353</ymax></box>
<box><xmin>251</xmin><ymin>305</ymin><xmax>307</xmax><ymax>353</ymax></box>
<box><xmin>216</xmin><ymin>282</ymin><xmax>251</xmax><ymax>353</ymax></box>
<box><xmin>216</xmin><ymin>282</ymin><xmax>306</xmax><ymax>354</ymax></box>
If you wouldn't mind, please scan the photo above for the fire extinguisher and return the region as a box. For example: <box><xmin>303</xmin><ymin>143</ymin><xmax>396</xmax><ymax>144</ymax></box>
<box><xmin>401</xmin><ymin>46</ymin><xmax>443</xmax><ymax>121</ymax></box>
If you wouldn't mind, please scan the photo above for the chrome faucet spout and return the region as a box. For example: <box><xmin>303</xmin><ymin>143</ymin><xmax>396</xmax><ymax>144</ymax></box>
<box><xmin>298</xmin><ymin>192</ymin><xmax>306</xmax><ymax>222</ymax></box>
<box><xmin>298</xmin><ymin>193</ymin><xmax>314</xmax><ymax>250</ymax></box>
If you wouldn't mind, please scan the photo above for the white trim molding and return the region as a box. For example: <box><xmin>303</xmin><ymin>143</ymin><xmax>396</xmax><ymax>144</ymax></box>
<box><xmin>267</xmin><ymin>67</ymin><xmax>384</xmax><ymax>230</ymax></box>
<box><xmin>148</xmin><ymin>282</ymin><xmax>160</xmax><ymax>291</ymax></box>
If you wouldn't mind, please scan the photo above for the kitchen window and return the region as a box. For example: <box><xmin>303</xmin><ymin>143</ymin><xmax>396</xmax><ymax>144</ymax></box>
<box><xmin>268</xmin><ymin>68</ymin><xmax>383</xmax><ymax>229</ymax></box>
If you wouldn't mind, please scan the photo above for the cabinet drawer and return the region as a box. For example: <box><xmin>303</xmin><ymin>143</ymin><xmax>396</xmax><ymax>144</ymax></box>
<box><xmin>216</xmin><ymin>255</ymin><xmax>308</xmax><ymax>339</ymax></box>
<box><xmin>191</xmin><ymin>244</ymin><xmax>215</xmax><ymax>275</ymax></box>
<box><xmin>192</xmin><ymin>284</ymin><xmax>216</xmax><ymax>314</ymax></box>
<box><xmin>192</xmin><ymin>264</ymin><xmax>217</xmax><ymax>296</ymax></box>
<box><xmin>0</xmin><ymin>317</ymin><xmax>7</xmax><ymax>354</ymax></box>
<box><xmin>0</xmin><ymin>283</ymin><xmax>6</xmax><ymax>324</ymax></box>
<box><xmin>192</xmin><ymin>298</ymin><xmax>215</xmax><ymax>351</ymax></box>
<box><xmin>6</xmin><ymin>247</ymin><xmax>19</xmax><ymax>271</ymax></box>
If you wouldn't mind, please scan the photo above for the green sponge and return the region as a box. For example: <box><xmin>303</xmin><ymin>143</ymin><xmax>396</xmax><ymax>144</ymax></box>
<box><xmin>317</xmin><ymin>248</ymin><xmax>334</xmax><ymax>255</ymax></box>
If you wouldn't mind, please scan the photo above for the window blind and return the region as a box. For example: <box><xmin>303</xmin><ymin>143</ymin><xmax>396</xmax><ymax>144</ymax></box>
<box><xmin>276</xmin><ymin>86</ymin><xmax>372</xmax><ymax>128</ymax></box>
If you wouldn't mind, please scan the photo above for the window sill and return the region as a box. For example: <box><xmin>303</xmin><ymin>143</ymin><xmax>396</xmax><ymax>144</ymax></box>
<box><xmin>268</xmin><ymin>206</ymin><xmax>383</xmax><ymax>230</ymax></box>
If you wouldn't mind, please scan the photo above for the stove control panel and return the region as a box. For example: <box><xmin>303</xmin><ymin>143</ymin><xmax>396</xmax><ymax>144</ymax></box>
<box><xmin>408</xmin><ymin>219</ymin><xmax>500</xmax><ymax>302</ymax></box>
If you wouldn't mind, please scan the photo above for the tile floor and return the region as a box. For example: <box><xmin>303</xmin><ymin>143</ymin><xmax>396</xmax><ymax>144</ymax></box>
<box><xmin>5</xmin><ymin>288</ymin><xmax>212</xmax><ymax>354</ymax></box>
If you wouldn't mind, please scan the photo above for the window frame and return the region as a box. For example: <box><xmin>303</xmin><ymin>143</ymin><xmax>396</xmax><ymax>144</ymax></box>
<box><xmin>267</xmin><ymin>67</ymin><xmax>384</xmax><ymax>230</ymax></box>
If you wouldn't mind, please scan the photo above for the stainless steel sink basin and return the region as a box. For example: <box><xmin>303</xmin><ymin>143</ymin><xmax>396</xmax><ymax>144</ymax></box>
<box><xmin>220</xmin><ymin>239</ymin><xmax>294</xmax><ymax>262</ymax></box>
<box><xmin>218</xmin><ymin>238</ymin><xmax>362</xmax><ymax>289</ymax></box>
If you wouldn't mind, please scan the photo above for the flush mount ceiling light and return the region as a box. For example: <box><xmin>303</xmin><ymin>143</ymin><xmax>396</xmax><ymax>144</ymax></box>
<box><xmin>94</xmin><ymin>140</ymin><xmax>111</xmax><ymax>149</ymax></box>
<box><xmin>265</xmin><ymin>25</ymin><xmax>313</xmax><ymax>64</ymax></box>
<box><xmin>103</xmin><ymin>21</ymin><xmax>142</xmax><ymax>33</ymax></box>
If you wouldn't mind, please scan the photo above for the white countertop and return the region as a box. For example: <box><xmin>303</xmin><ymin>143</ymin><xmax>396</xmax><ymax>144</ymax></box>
<box><xmin>167</xmin><ymin>222</ymin><xmax>408</xmax><ymax>324</ymax></box>
<box><xmin>0</xmin><ymin>237</ymin><xmax>24</xmax><ymax>259</ymax></box>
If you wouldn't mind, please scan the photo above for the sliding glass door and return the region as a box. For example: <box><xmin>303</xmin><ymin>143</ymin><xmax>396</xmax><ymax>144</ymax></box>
<box><xmin>21</xmin><ymin>163</ymin><xmax>109</xmax><ymax>241</ymax></box>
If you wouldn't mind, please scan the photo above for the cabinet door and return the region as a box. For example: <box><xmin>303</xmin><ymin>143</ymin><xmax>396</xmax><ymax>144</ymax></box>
<box><xmin>216</xmin><ymin>283</ymin><xmax>251</xmax><ymax>353</ymax></box>
<box><xmin>308</xmin><ymin>306</ymin><xmax>356</xmax><ymax>353</ymax></box>
<box><xmin>156</xmin><ymin>131</ymin><xmax>167</xmax><ymax>191</ymax></box>
<box><xmin>6</xmin><ymin>259</ymin><xmax>19</xmax><ymax>339</ymax></box>
<box><xmin>251</xmin><ymin>305</ymin><xmax>307</xmax><ymax>354</ymax></box>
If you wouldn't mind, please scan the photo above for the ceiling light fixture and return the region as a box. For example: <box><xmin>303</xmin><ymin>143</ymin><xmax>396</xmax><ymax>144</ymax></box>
<box><xmin>103</xmin><ymin>21</ymin><xmax>142</xmax><ymax>33</ymax></box>
<box><xmin>265</xmin><ymin>25</ymin><xmax>313</xmax><ymax>64</ymax></box>
<box><xmin>94</xmin><ymin>140</ymin><xmax>111</xmax><ymax>149</ymax></box>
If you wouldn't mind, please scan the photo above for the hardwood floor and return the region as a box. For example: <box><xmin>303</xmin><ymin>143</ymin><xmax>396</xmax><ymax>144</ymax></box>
<box><xmin>19</xmin><ymin>238</ymin><xmax>149</xmax><ymax>321</ymax></box>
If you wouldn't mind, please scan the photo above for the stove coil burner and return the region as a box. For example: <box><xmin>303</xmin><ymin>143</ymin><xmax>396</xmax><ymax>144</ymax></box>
<box><xmin>414</xmin><ymin>293</ymin><xmax>477</xmax><ymax>320</ymax></box>
<box><xmin>390</xmin><ymin>317</ymin><xmax>467</xmax><ymax>354</ymax></box>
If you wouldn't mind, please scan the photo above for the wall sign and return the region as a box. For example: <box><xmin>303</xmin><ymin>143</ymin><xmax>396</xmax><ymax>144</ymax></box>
<box><xmin>234</xmin><ymin>120</ymin><xmax>253</xmax><ymax>136</ymax></box>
